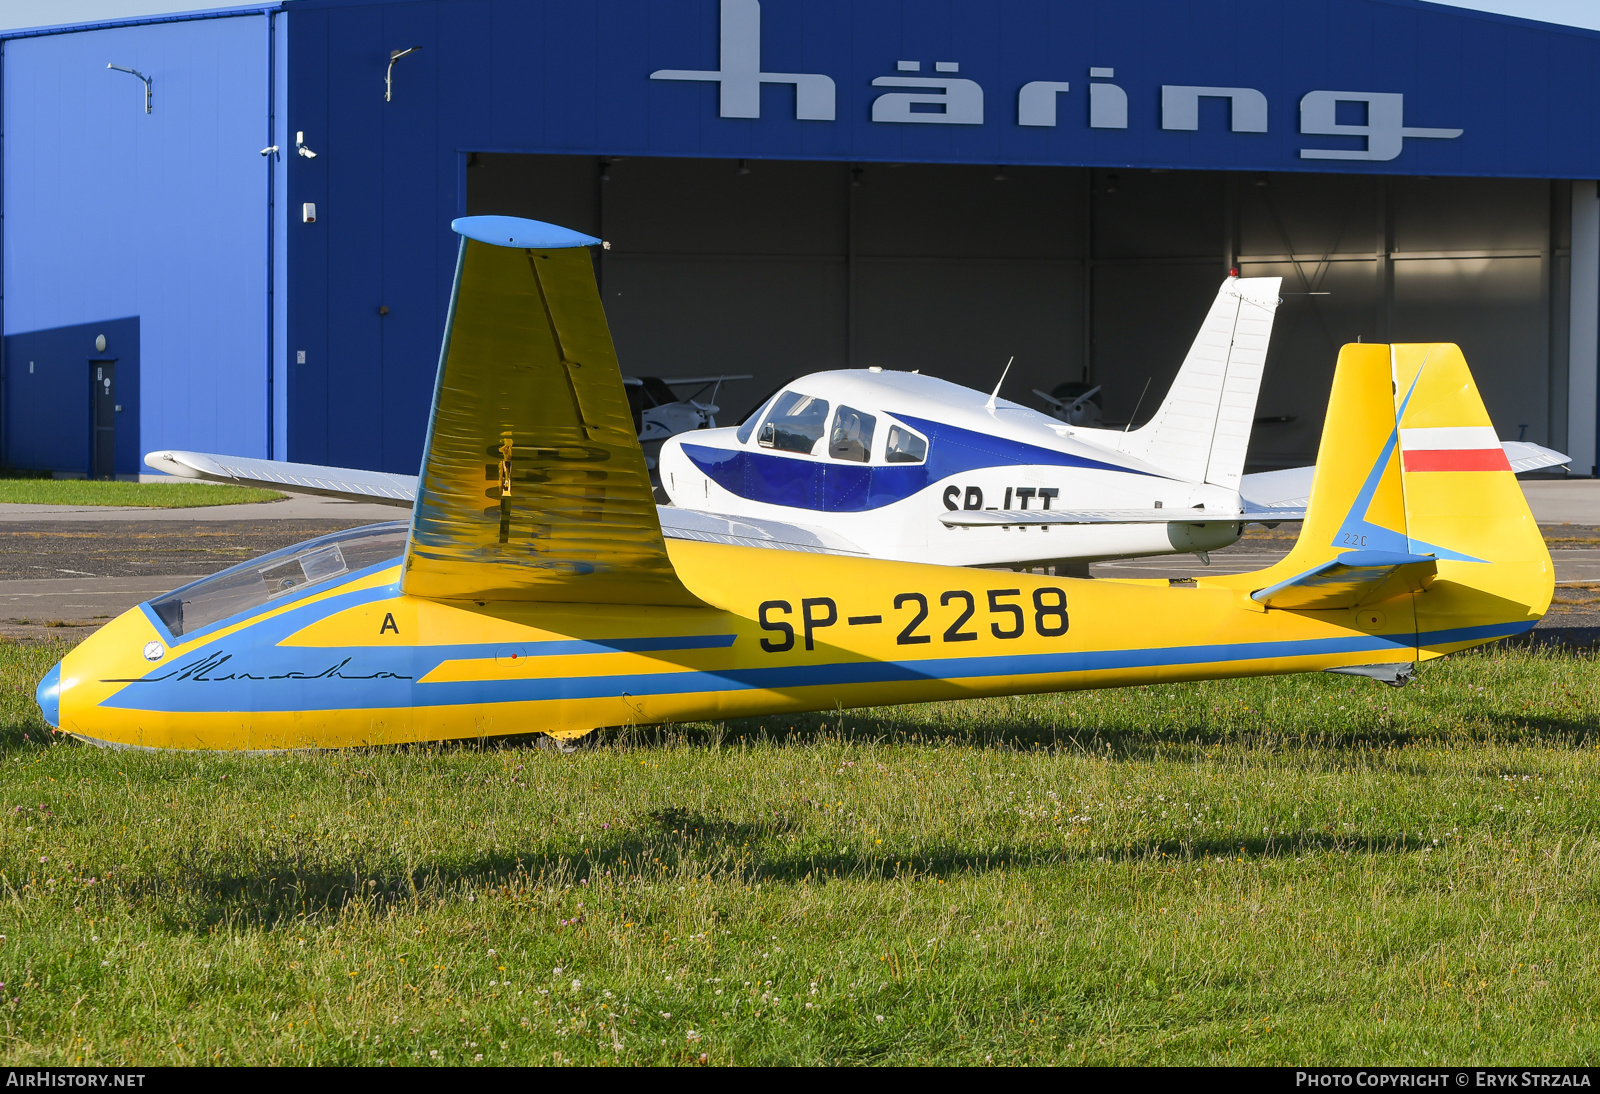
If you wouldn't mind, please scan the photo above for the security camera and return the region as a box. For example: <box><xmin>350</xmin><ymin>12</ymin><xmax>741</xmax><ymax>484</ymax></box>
<box><xmin>295</xmin><ymin>131</ymin><xmax>318</xmax><ymax>159</ymax></box>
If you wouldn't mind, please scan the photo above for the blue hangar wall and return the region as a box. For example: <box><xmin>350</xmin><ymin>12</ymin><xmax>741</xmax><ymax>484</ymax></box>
<box><xmin>8</xmin><ymin>1</ymin><xmax>1599</xmax><ymax>476</ymax></box>
<box><xmin>2</xmin><ymin>7</ymin><xmax>287</xmax><ymax>476</ymax></box>
<box><xmin>285</xmin><ymin>0</ymin><xmax>1600</xmax><ymax>475</ymax></box>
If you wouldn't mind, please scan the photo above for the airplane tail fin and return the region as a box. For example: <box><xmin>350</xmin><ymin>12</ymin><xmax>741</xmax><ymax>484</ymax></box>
<box><xmin>1245</xmin><ymin>343</ymin><xmax>1550</xmax><ymax>652</ymax></box>
<box><xmin>402</xmin><ymin>216</ymin><xmax>701</xmax><ymax>606</ymax></box>
<box><xmin>1119</xmin><ymin>276</ymin><xmax>1281</xmax><ymax>489</ymax></box>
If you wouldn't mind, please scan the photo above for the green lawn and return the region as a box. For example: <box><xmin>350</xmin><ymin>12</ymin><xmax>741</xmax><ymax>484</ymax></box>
<box><xmin>0</xmin><ymin>479</ymin><xmax>283</xmax><ymax>507</ymax></box>
<box><xmin>2</xmin><ymin>639</ymin><xmax>1598</xmax><ymax>1065</ymax></box>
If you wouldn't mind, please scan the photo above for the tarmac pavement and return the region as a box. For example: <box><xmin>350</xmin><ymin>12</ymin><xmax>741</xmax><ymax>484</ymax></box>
<box><xmin>4</xmin><ymin>479</ymin><xmax>1599</xmax><ymax>643</ymax></box>
<box><xmin>0</xmin><ymin>493</ymin><xmax>403</xmax><ymax>523</ymax></box>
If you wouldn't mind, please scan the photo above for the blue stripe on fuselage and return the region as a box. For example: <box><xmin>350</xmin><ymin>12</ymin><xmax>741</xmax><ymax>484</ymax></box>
<box><xmin>95</xmin><ymin>618</ymin><xmax>1526</xmax><ymax>715</ymax></box>
<box><xmin>682</xmin><ymin>412</ymin><xmax>1158</xmax><ymax>513</ymax></box>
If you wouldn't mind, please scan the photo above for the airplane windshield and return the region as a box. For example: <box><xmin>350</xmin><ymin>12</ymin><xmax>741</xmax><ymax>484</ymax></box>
<box><xmin>736</xmin><ymin>392</ymin><xmax>780</xmax><ymax>444</ymax></box>
<box><xmin>757</xmin><ymin>391</ymin><xmax>830</xmax><ymax>454</ymax></box>
<box><xmin>829</xmin><ymin>405</ymin><xmax>876</xmax><ymax>462</ymax></box>
<box><xmin>148</xmin><ymin>522</ymin><xmax>408</xmax><ymax>638</ymax></box>
<box><xmin>885</xmin><ymin>423</ymin><xmax>928</xmax><ymax>464</ymax></box>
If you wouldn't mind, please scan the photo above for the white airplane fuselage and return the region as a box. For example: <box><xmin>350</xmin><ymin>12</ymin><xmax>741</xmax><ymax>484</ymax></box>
<box><xmin>658</xmin><ymin>370</ymin><xmax>1249</xmax><ymax>569</ymax></box>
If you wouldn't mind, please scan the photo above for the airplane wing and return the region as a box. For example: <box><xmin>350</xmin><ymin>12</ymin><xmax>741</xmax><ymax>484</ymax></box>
<box><xmin>1249</xmin><ymin>550</ymin><xmax>1437</xmax><ymax>610</ymax></box>
<box><xmin>146</xmin><ymin>447</ymin><xmax>865</xmax><ymax>557</ymax></box>
<box><xmin>145</xmin><ymin>449</ymin><xmax>418</xmax><ymax>506</ymax></box>
<box><xmin>940</xmin><ymin>505</ymin><xmax>1306</xmax><ymax>527</ymax></box>
<box><xmin>1241</xmin><ymin>440</ymin><xmax>1571</xmax><ymax>511</ymax></box>
<box><xmin>658</xmin><ymin>507</ymin><xmax>865</xmax><ymax>554</ymax></box>
<box><xmin>404</xmin><ymin>216</ymin><xmax>702</xmax><ymax>606</ymax></box>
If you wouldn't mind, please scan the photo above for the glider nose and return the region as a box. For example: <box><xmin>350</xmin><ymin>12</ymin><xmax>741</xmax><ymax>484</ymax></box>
<box><xmin>35</xmin><ymin>662</ymin><xmax>61</xmax><ymax>729</ymax></box>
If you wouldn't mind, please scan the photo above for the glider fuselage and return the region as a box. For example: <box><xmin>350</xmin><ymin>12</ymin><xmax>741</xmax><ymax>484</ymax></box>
<box><xmin>38</xmin><ymin>532</ymin><xmax>1519</xmax><ymax>752</ymax></box>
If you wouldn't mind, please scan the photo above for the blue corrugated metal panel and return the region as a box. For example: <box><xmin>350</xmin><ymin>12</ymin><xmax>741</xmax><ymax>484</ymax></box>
<box><xmin>281</xmin><ymin>0</ymin><xmax>1600</xmax><ymax>472</ymax></box>
<box><xmin>287</xmin><ymin>0</ymin><xmax>1600</xmax><ymax>177</ymax></box>
<box><xmin>4</xmin><ymin>317</ymin><xmax>139</xmax><ymax>474</ymax></box>
<box><xmin>4</xmin><ymin>15</ymin><xmax>270</xmax><ymax>462</ymax></box>
<box><xmin>271</xmin><ymin>8</ymin><xmax>288</xmax><ymax>461</ymax></box>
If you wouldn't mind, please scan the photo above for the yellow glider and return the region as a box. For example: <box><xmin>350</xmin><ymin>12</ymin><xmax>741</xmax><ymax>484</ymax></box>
<box><xmin>34</xmin><ymin>215</ymin><xmax>1552</xmax><ymax>750</ymax></box>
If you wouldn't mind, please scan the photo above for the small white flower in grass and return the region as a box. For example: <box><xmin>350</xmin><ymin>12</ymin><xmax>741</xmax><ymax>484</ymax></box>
<box><xmin>875</xmin><ymin>1015</ymin><xmax>885</xmax><ymax>1023</ymax></box>
<box><xmin>660</xmin><ymin>1011</ymin><xmax>671</xmax><ymax>1019</ymax></box>
<box><xmin>474</xmin><ymin>1054</ymin><xmax>483</xmax><ymax>1061</ymax></box>
<box><xmin>429</xmin><ymin>1050</ymin><xmax>438</xmax><ymax>1058</ymax></box>
<box><xmin>572</xmin><ymin>979</ymin><xmax>582</xmax><ymax>991</ymax></box>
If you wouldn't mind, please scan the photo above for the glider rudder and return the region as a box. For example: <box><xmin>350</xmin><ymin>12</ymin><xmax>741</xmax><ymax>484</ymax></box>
<box><xmin>1241</xmin><ymin>342</ymin><xmax>1549</xmax><ymax>650</ymax></box>
<box><xmin>403</xmin><ymin>216</ymin><xmax>702</xmax><ymax>607</ymax></box>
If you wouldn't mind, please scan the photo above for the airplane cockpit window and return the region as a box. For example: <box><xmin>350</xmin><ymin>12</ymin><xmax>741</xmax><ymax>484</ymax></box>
<box><xmin>829</xmin><ymin>405</ymin><xmax>876</xmax><ymax>463</ymax></box>
<box><xmin>885</xmin><ymin>423</ymin><xmax>928</xmax><ymax>464</ymax></box>
<box><xmin>757</xmin><ymin>391</ymin><xmax>830</xmax><ymax>454</ymax></box>
<box><xmin>148</xmin><ymin>522</ymin><xmax>408</xmax><ymax>638</ymax></box>
<box><xmin>736</xmin><ymin>391</ymin><xmax>780</xmax><ymax>444</ymax></box>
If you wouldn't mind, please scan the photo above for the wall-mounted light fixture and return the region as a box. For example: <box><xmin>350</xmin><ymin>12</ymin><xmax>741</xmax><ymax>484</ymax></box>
<box><xmin>107</xmin><ymin>63</ymin><xmax>152</xmax><ymax>113</ymax></box>
<box><xmin>385</xmin><ymin>47</ymin><xmax>420</xmax><ymax>102</ymax></box>
<box><xmin>295</xmin><ymin>131</ymin><xmax>318</xmax><ymax>159</ymax></box>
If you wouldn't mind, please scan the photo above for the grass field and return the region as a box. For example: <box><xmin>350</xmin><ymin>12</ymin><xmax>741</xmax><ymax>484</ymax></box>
<box><xmin>0</xmin><ymin>479</ymin><xmax>282</xmax><ymax>508</ymax></box>
<box><xmin>3</xmin><ymin>639</ymin><xmax>1599</xmax><ymax>1065</ymax></box>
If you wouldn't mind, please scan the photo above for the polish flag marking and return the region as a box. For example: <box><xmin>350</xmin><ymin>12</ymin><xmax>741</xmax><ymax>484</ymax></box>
<box><xmin>1399</xmin><ymin>426</ymin><xmax>1510</xmax><ymax>472</ymax></box>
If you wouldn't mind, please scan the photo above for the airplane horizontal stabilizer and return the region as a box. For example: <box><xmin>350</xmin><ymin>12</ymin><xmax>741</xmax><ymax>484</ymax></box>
<box><xmin>1241</xmin><ymin>441</ymin><xmax>1570</xmax><ymax>511</ymax></box>
<box><xmin>938</xmin><ymin>505</ymin><xmax>1306</xmax><ymax>527</ymax></box>
<box><xmin>1501</xmin><ymin>440</ymin><xmax>1571</xmax><ymax>474</ymax></box>
<box><xmin>1249</xmin><ymin>549</ymin><xmax>1438</xmax><ymax>610</ymax></box>
<box><xmin>145</xmin><ymin>450</ymin><xmax>418</xmax><ymax>506</ymax></box>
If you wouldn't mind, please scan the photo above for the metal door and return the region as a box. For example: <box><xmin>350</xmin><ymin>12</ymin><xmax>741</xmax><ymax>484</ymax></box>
<box><xmin>92</xmin><ymin>362</ymin><xmax>115</xmax><ymax>479</ymax></box>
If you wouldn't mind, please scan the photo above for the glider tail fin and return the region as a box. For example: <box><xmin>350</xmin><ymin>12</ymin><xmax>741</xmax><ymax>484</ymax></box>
<box><xmin>402</xmin><ymin>215</ymin><xmax>701</xmax><ymax>606</ymax></box>
<box><xmin>1253</xmin><ymin>342</ymin><xmax>1550</xmax><ymax>648</ymax></box>
<box><xmin>1119</xmin><ymin>276</ymin><xmax>1280</xmax><ymax>488</ymax></box>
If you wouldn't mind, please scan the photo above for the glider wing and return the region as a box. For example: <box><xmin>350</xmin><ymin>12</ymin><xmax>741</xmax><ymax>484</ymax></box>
<box><xmin>145</xmin><ymin>450</ymin><xmax>417</xmax><ymax>506</ymax></box>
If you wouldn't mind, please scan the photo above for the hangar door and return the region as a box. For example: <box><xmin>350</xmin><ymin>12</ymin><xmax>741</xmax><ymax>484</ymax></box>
<box><xmin>468</xmin><ymin>155</ymin><xmax>1570</xmax><ymax>470</ymax></box>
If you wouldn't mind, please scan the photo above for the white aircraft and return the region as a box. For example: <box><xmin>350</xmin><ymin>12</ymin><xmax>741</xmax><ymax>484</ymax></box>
<box><xmin>655</xmin><ymin>275</ymin><xmax>1301</xmax><ymax>571</ymax></box>
<box><xmin>626</xmin><ymin>373</ymin><xmax>750</xmax><ymax>446</ymax></box>
<box><xmin>148</xmin><ymin>275</ymin><xmax>1568</xmax><ymax>573</ymax></box>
